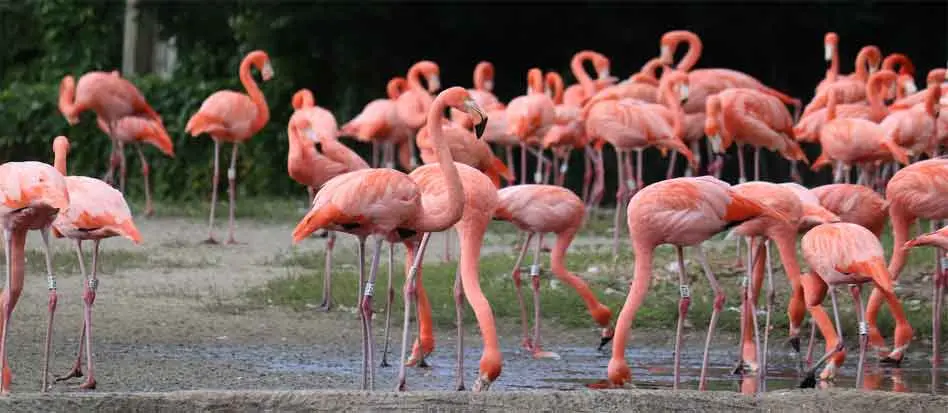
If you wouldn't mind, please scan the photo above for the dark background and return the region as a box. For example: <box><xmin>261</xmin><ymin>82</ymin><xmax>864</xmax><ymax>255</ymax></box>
<box><xmin>1</xmin><ymin>1</ymin><xmax>946</xmax><ymax>202</ymax></box>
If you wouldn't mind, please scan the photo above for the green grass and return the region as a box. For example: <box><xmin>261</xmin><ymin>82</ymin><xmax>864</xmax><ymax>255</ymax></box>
<box><xmin>250</xmin><ymin>216</ymin><xmax>948</xmax><ymax>341</ymax></box>
<box><xmin>127</xmin><ymin>196</ymin><xmax>309</xmax><ymax>222</ymax></box>
<box><xmin>23</xmin><ymin>248</ymin><xmax>151</xmax><ymax>276</ymax></box>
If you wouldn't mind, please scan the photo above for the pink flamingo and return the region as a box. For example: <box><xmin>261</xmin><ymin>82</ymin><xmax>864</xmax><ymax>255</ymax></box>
<box><xmin>415</xmin><ymin>119</ymin><xmax>513</xmax><ymax>187</ymax></box>
<box><xmin>507</xmin><ymin>68</ymin><xmax>556</xmax><ymax>185</ymax></box>
<box><xmin>866</xmin><ymin>158</ymin><xmax>948</xmax><ymax>365</ymax></box>
<box><xmin>603</xmin><ymin>176</ymin><xmax>789</xmax><ymax>390</ymax></box>
<box><xmin>0</xmin><ymin>161</ymin><xmax>70</xmax><ymax>393</ymax></box>
<box><xmin>811</xmin><ymin>183</ymin><xmax>889</xmax><ymax>237</ymax></box>
<box><xmin>395</xmin><ymin>61</ymin><xmax>441</xmax><ymax>131</ymax></box>
<box><xmin>882</xmin><ymin>69</ymin><xmax>946</xmax><ymax>159</ymax></box>
<box><xmin>809</xmin><ymin>41</ymin><xmax>883</xmax><ymax>114</ymax></box>
<box><xmin>704</xmin><ymin>88</ymin><xmax>809</xmax><ymax>183</ymax></box>
<box><xmin>291</xmin><ymin>87</ymin><xmax>488</xmax><ymax>390</ymax></box>
<box><xmin>92</xmin><ymin>116</ymin><xmax>174</xmax><ymax>216</ymax></box>
<box><xmin>48</xmin><ymin>136</ymin><xmax>142</xmax><ymax>390</ymax></box>
<box><xmin>563</xmin><ymin>50</ymin><xmax>617</xmax><ymax>107</ymax></box>
<box><xmin>493</xmin><ymin>184</ymin><xmax>614</xmax><ymax>358</ymax></box>
<box><xmin>793</xmin><ymin>68</ymin><xmax>894</xmax><ymax>144</ymax></box>
<box><xmin>798</xmin><ymin>222</ymin><xmax>912</xmax><ymax>388</ymax></box>
<box><xmin>185</xmin><ymin>50</ymin><xmax>273</xmax><ymax>244</ymax></box>
<box><xmin>287</xmin><ymin>88</ymin><xmax>369</xmax><ymax>313</ymax></box>
<box><xmin>582</xmin><ymin>70</ymin><xmax>697</xmax><ymax>257</ymax></box>
<box><xmin>542</xmin><ymin>71</ymin><xmax>588</xmax><ymax>187</ymax></box>
<box><xmin>340</xmin><ymin>77</ymin><xmax>416</xmax><ymax>170</ymax></box>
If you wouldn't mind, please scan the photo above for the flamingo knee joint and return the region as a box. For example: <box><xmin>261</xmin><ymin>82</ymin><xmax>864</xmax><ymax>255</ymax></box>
<box><xmin>89</xmin><ymin>278</ymin><xmax>99</xmax><ymax>291</ymax></box>
<box><xmin>227</xmin><ymin>168</ymin><xmax>236</xmax><ymax>181</ymax></box>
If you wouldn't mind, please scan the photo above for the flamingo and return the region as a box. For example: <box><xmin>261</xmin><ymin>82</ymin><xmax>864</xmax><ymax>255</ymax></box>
<box><xmin>291</xmin><ymin>87</ymin><xmax>488</xmax><ymax>390</ymax></box>
<box><xmin>415</xmin><ymin>118</ymin><xmax>513</xmax><ymax>187</ymax></box>
<box><xmin>809</xmin><ymin>42</ymin><xmax>883</xmax><ymax>114</ymax></box>
<box><xmin>92</xmin><ymin>116</ymin><xmax>174</xmax><ymax>217</ymax></box>
<box><xmin>340</xmin><ymin>77</ymin><xmax>415</xmax><ymax>170</ymax></box>
<box><xmin>542</xmin><ymin>71</ymin><xmax>588</xmax><ymax>187</ymax></box>
<box><xmin>451</xmin><ymin>60</ymin><xmax>505</xmax><ymax>128</ymax></box>
<box><xmin>883</xmin><ymin>69</ymin><xmax>946</xmax><ymax>159</ymax></box>
<box><xmin>798</xmin><ymin>222</ymin><xmax>912</xmax><ymax>388</ymax></box>
<box><xmin>395</xmin><ymin>60</ymin><xmax>441</xmax><ymax>132</ymax></box>
<box><xmin>793</xmin><ymin>68</ymin><xmax>894</xmax><ymax>144</ymax></box>
<box><xmin>57</xmin><ymin>71</ymin><xmax>169</xmax><ymax>191</ymax></box>
<box><xmin>48</xmin><ymin>136</ymin><xmax>142</xmax><ymax>391</ymax></box>
<box><xmin>493</xmin><ymin>184</ymin><xmax>614</xmax><ymax>358</ymax></box>
<box><xmin>704</xmin><ymin>88</ymin><xmax>809</xmax><ymax>183</ymax></box>
<box><xmin>563</xmin><ymin>50</ymin><xmax>617</xmax><ymax>107</ymax></box>
<box><xmin>866</xmin><ymin>158</ymin><xmax>948</xmax><ymax>365</ymax></box>
<box><xmin>506</xmin><ymin>68</ymin><xmax>556</xmax><ymax>185</ymax></box>
<box><xmin>286</xmin><ymin>88</ymin><xmax>370</xmax><ymax>314</ymax></box>
<box><xmin>881</xmin><ymin>53</ymin><xmax>918</xmax><ymax>99</ymax></box>
<box><xmin>811</xmin><ymin>183</ymin><xmax>890</xmax><ymax>237</ymax></box>
<box><xmin>810</xmin><ymin>73</ymin><xmax>909</xmax><ymax>184</ymax></box>
<box><xmin>582</xmin><ymin>70</ymin><xmax>697</xmax><ymax>257</ymax></box>
<box><xmin>603</xmin><ymin>176</ymin><xmax>789</xmax><ymax>390</ymax></box>
<box><xmin>0</xmin><ymin>161</ymin><xmax>70</xmax><ymax>393</ymax></box>
<box><xmin>184</xmin><ymin>50</ymin><xmax>273</xmax><ymax>245</ymax></box>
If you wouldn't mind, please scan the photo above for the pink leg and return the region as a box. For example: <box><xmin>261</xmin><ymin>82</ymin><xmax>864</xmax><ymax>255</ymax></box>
<box><xmin>225</xmin><ymin>143</ymin><xmax>241</xmax><ymax>244</ymax></box>
<box><xmin>118</xmin><ymin>141</ymin><xmax>127</xmax><ymax>193</ymax></box>
<box><xmin>611</xmin><ymin>151</ymin><xmax>627</xmax><ymax>258</ymax></box>
<box><xmin>453</xmin><ymin>265</ymin><xmax>466</xmax><ymax>390</ymax></box>
<box><xmin>79</xmin><ymin>240</ymin><xmax>102</xmax><ymax>390</ymax></box>
<box><xmin>396</xmin><ymin>233</ymin><xmax>433</xmax><ymax>391</ymax></box>
<box><xmin>511</xmin><ymin>233</ymin><xmax>535</xmax><ymax>352</ymax></box>
<box><xmin>38</xmin><ymin>228</ymin><xmax>57</xmax><ymax>392</ymax></box>
<box><xmin>582</xmin><ymin>148</ymin><xmax>593</xmax><ymax>204</ymax></box>
<box><xmin>694</xmin><ymin>245</ymin><xmax>726</xmax><ymax>391</ymax></box>
<box><xmin>805</xmin><ymin>318</ymin><xmax>818</xmax><ymax>368</ymax></box>
<box><xmin>505</xmin><ymin>145</ymin><xmax>516</xmax><ymax>185</ymax></box>
<box><xmin>104</xmin><ymin>139</ymin><xmax>120</xmax><ymax>185</ymax></box>
<box><xmin>520</xmin><ymin>143</ymin><xmax>528</xmax><ymax>184</ymax></box>
<box><xmin>380</xmin><ymin>242</ymin><xmax>395</xmax><ymax>367</ymax></box>
<box><xmin>529</xmin><ymin>234</ymin><xmax>560</xmax><ymax>359</ymax></box>
<box><xmin>665</xmin><ymin>151</ymin><xmax>678</xmax><ymax>180</ymax></box>
<box><xmin>204</xmin><ymin>140</ymin><xmax>221</xmax><ymax>244</ymax></box>
<box><xmin>360</xmin><ymin>237</ymin><xmax>385</xmax><ymax>390</ymax></box>
<box><xmin>443</xmin><ymin>229</ymin><xmax>452</xmax><ymax>262</ymax></box>
<box><xmin>0</xmin><ymin>229</ymin><xmax>14</xmax><ymax>394</ymax></box>
<box><xmin>672</xmin><ymin>246</ymin><xmax>691</xmax><ymax>390</ymax></box>
<box><xmin>56</xmin><ymin>241</ymin><xmax>88</xmax><ymax>384</ymax></box>
<box><xmin>135</xmin><ymin>145</ymin><xmax>154</xmax><ymax>217</ymax></box>
<box><xmin>753</xmin><ymin>146</ymin><xmax>761</xmax><ymax>181</ymax></box>
<box><xmin>850</xmin><ymin>284</ymin><xmax>868</xmax><ymax>388</ymax></box>
<box><xmin>317</xmin><ymin>232</ymin><xmax>336</xmax><ymax>311</ymax></box>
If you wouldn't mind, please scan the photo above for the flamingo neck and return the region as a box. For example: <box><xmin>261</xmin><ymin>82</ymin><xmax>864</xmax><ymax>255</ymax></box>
<box><xmin>474</xmin><ymin>65</ymin><xmax>492</xmax><ymax>92</ymax></box>
<box><xmin>611</xmin><ymin>245</ymin><xmax>654</xmax><ymax>360</ymax></box>
<box><xmin>407</xmin><ymin>66</ymin><xmax>427</xmax><ymax>91</ymax></box>
<box><xmin>58</xmin><ymin>76</ymin><xmax>80</xmax><ymax>122</ymax></box>
<box><xmin>827</xmin><ymin>87</ymin><xmax>839</xmax><ymax>121</ymax></box>
<box><xmin>413</xmin><ymin>96</ymin><xmax>464</xmax><ymax>232</ymax></box>
<box><xmin>53</xmin><ymin>149</ymin><xmax>67</xmax><ymax>175</ymax></box>
<box><xmin>674</xmin><ymin>34</ymin><xmax>702</xmax><ymax>72</ymax></box>
<box><xmin>827</xmin><ymin>46</ymin><xmax>840</xmax><ymax>82</ymax></box>
<box><xmin>571</xmin><ymin>53</ymin><xmax>597</xmax><ymax>97</ymax></box>
<box><xmin>924</xmin><ymin>82</ymin><xmax>941</xmax><ymax>117</ymax></box>
<box><xmin>239</xmin><ymin>58</ymin><xmax>269</xmax><ymax>133</ymax></box>
<box><xmin>660</xmin><ymin>79</ymin><xmax>685</xmax><ymax>139</ymax></box>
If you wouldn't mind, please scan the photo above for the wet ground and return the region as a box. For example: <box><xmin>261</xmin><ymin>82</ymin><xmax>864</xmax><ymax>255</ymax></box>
<box><xmin>2</xmin><ymin>217</ymin><xmax>947</xmax><ymax>400</ymax></box>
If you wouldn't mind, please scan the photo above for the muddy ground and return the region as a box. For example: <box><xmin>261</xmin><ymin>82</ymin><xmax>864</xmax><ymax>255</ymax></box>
<box><xmin>1</xmin><ymin>216</ymin><xmax>947</xmax><ymax>410</ymax></box>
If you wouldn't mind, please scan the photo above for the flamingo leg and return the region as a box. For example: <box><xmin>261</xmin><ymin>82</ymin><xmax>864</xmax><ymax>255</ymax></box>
<box><xmin>56</xmin><ymin>241</ymin><xmax>89</xmax><ymax>383</ymax></box>
<box><xmin>443</xmin><ymin>228</ymin><xmax>452</xmax><ymax>262</ymax></box>
<box><xmin>737</xmin><ymin>143</ymin><xmax>747</xmax><ymax>183</ymax></box>
<box><xmin>760</xmin><ymin>239</ymin><xmax>776</xmax><ymax>392</ymax></box>
<box><xmin>534</xmin><ymin>145</ymin><xmax>545</xmax><ymax>184</ymax></box>
<box><xmin>380</xmin><ymin>242</ymin><xmax>395</xmax><ymax>367</ymax></box>
<box><xmin>505</xmin><ymin>145</ymin><xmax>516</xmax><ymax>185</ymax></box>
<box><xmin>520</xmin><ymin>143</ymin><xmax>528</xmax><ymax>184</ymax></box>
<box><xmin>551</xmin><ymin>154</ymin><xmax>560</xmax><ymax>185</ymax></box>
<box><xmin>40</xmin><ymin>228</ymin><xmax>58</xmax><ymax>392</ymax></box>
<box><xmin>372</xmin><ymin>141</ymin><xmax>380</xmax><ymax>168</ymax></box>
<box><xmin>511</xmin><ymin>232</ymin><xmax>535</xmax><ymax>352</ymax></box>
<box><xmin>850</xmin><ymin>284</ymin><xmax>868</xmax><ymax>388</ymax></box>
<box><xmin>396</xmin><ymin>233</ymin><xmax>432</xmax><ymax>391</ymax></box>
<box><xmin>695</xmin><ymin>245</ymin><xmax>726</xmax><ymax>391</ymax></box>
<box><xmin>530</xmin><ymin>233</ymin><xmax>560</xmax><ymax>359</ymax></box>
<box><xmin>77</xmin><ymin>240</ymin><xmax>101</xmax><ymax>390</ymax></box>
<box><xmin>933</xmin><ymin>220</ymin><xmax>944</xmax><ymax>366</ymax></box>
<box><xmin>0</xmin><ymin>229</ymin><xmax>13</xmax><ymax>394</ymax></box>
<box><xmin>591</xmin><ymin>146</ymin><xmax>605</xmax><ymax>210</ymax></box>
<box><xmin>804</xmin><ymin>318</ymin><xmax>818</xmax><ymax>369</ymax></box>
<box><xmin>753</xmin><ymin>146</ymin><xmax>761</xmax><ymax>181</ymax></box>
<box><xmin>829</xmin><ymin>287</ymin><xmax>843</xmax><ymax>338</ymax></box>
<box><xmin>582</xmin><ymin>147</ymin><xmax>593</xmax><ymax>204</ymax></box>
<box><xmin>225</xmin><ymin>143</ymin><xmax>241</xmax><ymax>244</ymax></box>
<box><xmin>317</xmin><ymin>231</ymin><xmax>335</xmax><ymax>311</ymax></box>
<box><xmin>104</xmin><ymin>139</ymin><xmax>119</xmax><ymax>185</ymax></box>
<box><xmin>635</xmin><ymin>149</ymin><xmax>643</xmax><ymax>194</ymax></box>
<box><xmin>672</xmin><ymin>246</ymin><xmax>691</xmax><ymax>390</ymax></box>
<box><xmin>611</xmin><ymin>151</ymin><xmax>627</xmax><ymax>258</ymax></box>
<box><xmin>354</xmin><ymin>236</ymin><xmax>369</xmax><ymax>389</ymax></box>
<box><xmin>665</xmin><ymin>150</ymin><xmax>678</xmax><ymax>180</ymax></box>
<box><xmin>204</xmin><ymin>140</ymin><xmax>221</xmax><ymax>244</ymax></box>
<box><xmin>736</xmin><ymin>237</ymin><xmax>764</xmax><ymax>377</ymax></box>
<box><xmin>118</xmin><ymin>141</ymin><xmax>127</xmax><ymax>193</ymax></box>
<box><xmin>360</xmin><ymin>237</ymin><xmax>384</xmax><ymax>390</ymax></box>
<box><xmin>453</xmin><ymin>265</ymin><xmax>466</xmax><ymax>390</ymax></box>
<box><xmin>688</xmin><ymin>141</ymin><xmax>700</xmax><ymax>177</ymax></box>
<box><xmin>135</xmin><ymin>144</ymin><xmax>154</xmax><ymax>217</ymax></box>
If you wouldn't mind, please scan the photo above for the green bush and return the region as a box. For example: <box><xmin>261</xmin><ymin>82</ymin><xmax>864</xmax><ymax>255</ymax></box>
<box><xmin>0</xmin><ymin>74</ymin><xmax>376</xmax><ymax>201</ymax></box>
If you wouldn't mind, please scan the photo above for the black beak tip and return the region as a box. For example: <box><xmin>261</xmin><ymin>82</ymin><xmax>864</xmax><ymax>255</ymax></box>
<box><xmin>314</xmin><ymin>142</ymin><xmax>323</xmax><ymax>153</ymax></box>
<box><xmin>788</xmin><ymin>336</ymin><xmax>801</xmax><ymax>353</ymax></box>
<box><xmin>799</xmin><ymin>373</ymin><xmax>817</xmax><ymax>389</ymax></box>
<box><xmin>475</xmin><ymin>118</ymin><xmax>488</xmax><ymax>139</ymax></box>
<box><xmin>597</xmin><ymin>336</ymin><xmax>613</xmax><ymax>351</ymax></box>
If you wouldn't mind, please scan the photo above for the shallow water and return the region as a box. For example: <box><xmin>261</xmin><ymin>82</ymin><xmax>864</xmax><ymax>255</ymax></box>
<box><xmin>149</xmin><ymin>339</ymin><xmax>948</xmax><ymax>394</ymax></box>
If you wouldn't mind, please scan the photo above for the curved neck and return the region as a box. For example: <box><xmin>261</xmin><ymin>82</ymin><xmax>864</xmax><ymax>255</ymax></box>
<box><xmin>527</xmin><ymin>69</ymin><xmax>544</xmax><ymax>95</ymax></box>
<box><xmin>611</xmin><ymin>245</ymin><xmax>654</xmax><ymax>360</ymax></box>
<box><xmin>387</xmin><ymin>78</ymin><xmax>406</xmax><ymax>99</ymax></box>
<box><xmin>659</xmin><ymin>78</ymin><xmax>684</xmax><ymax>139</ymax></box>
<box><xmin>639</xmin><ymin>58</ymin><xmax>664</xmax><ymax>82</ymax></box>
<box><xmin>58</xmin><ymin>76</ymin><xmax>79</xmax><ymax>121</ymax></box>
<box><xmin>407</xmin><ymin>66</ymin><xmax>427</xmax><ymax>91</ymax></box>
<box><xmin>866</xmin><ymin>74</ymin><xmax>891</xmax><ymax>119</ymax></box>
<box><xmin>239</xmin><ymin>57</ymin><xmax>269</xmax><ymax>132</ymax></box>
<box><xmin>546</xmin><ymin>72</ymin><xmax>564</xmax><ymax>104</ymax></box>
<box><xmin>474</xmin><ymin>63</ymin><xmax>493</xmax><ymax>91</ymax></box>
<box><xmin>413</xmin><ymin>96</ymin><xmax>464</xmax><ymax>232</ymax></box>
<box><xmin>570</xmin><ymin>52</ymin><xmax>597</xmax><ymax>96</ymax></box>
<box><xmin>292</xmin><ymin>90</ymin><xmax>314</xmax><ymax>110</ymax></box>
<box><xmin>673</xmin><ymin>33</ymin><xmax>702</xmax><ymax>72</ymax></box>
<box><xmin>827</xmin><ymin>87</ymin><xmax>839</xmax><ymax>121</ymax></box>
<box><xmin>853</xmin><ymin>47</ymin><xmax>879</xmax><ymax>81</ymax></box>
<box><xmin>53</xmin><ymin>148</ymin><xmax>67</xmax><ymax>175</ymax></box>
<box><xmin>925</xmin><ymin>81</ymin><xmax>941</xmax><ymax>117</ymax></box>
<box><xmin>827</xmin><ymin>44</ymin><xmax>839</xmax><ymax>82</ymax></box>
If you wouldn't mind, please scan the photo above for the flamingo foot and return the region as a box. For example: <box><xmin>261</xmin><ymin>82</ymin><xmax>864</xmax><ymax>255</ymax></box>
<box><xmin>79</xmin><ymin>378</ymin><xmax>96</xmax><ymax>390</ymax></box>
<box><xmin>533</xmin><ymin>350</ymin><xmax>561</xmax><ymax>360</ymax></box>
<box><xmin>54</xmin><ymin>367</ymin><xmax>83</xmax><ymax>382</ymax></box>
<box><xmin>471</xmin><ymin>374</ymin><xmax>492</xmax><ymax>392</ymax></box>
<box><xmin>788</xmin><ymin>336</ymin><xmax>801</xmax><ymax>353</ymax></box>
<box><xmin>880</xmin><ymin>353</ymin><xmax>904</xmax><ymax>366</ymax></box>
<box><xmin>225</xmin><ymin>237</ymin><xmax>244</xmax><ymax>245</ymax></box>
<box><xmin>521</xmin><ymin>337</ymin><xmax>535</xmax><ymax>353</ymax></box>
<box><xmin>731</xmin><ymin>360</ymin><xmax>759</xmax><ymax>375</ymax></box>
<box><xmin>314</xmin><ymin>302</ymin><xmax>332</xmax><ymax>312</ymax></box>
<box><xmin>201</xmin><ymin>237</ymin><xmax>219</xmax><ymax>245</ymax></box>
<box><xmin>144</xmin><ymin>207</ymin><xmax>154</xmax><ymax>217</ymax></box>
<box><xmin>380</xmin><ymin>360</ymin><xmax>391</xmax><ymax>368</ymax></box>
<box><xmin>819</xmin><ymin>362</ymin><xmax>838</xmax><ymax>381</ymax></box>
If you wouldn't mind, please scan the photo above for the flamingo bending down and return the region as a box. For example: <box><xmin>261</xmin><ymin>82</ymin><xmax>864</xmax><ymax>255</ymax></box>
<box><xmin>704</xmin><ymin>88</ymin><xmax>808</xmax><ymax>183</ymax></box>
<box><xmin>48</xmin><ymin>136</ymin><xmax>142</xmax><ymax>390</ymax></box>
<box><xmin>57</xmin><ymin>71</ymin><xmax>167</xmax><ymax>185</ymax></box>
<box><xmin>866</xmin><ymin>159</ymin><xmax>948</xmax><ymax>365</ymax></box>
<box><xmin>563</xmin><ymin>50</ymin><xmax>617</xmax><ymax>107</ymax></box>
<box><xmin>605</xmin><ymin>176</ymin><xmax>789</xmax><ymax>390</ymax></box>
<box><xmin>811</xmin><ymin>184</ymin><xmax>889</xmax><ymax>237</ymax></box>
<box><xmin>93</xmin><ymin>116</ymin><xmax>174</xmax><ymax>216</ymax></box>
<box><xmin>0</xmin><ymin>161</ymin><xmax>70</xmax><ymax>393</ymax></box>
<box><xmin>287</xmin><ymin>88</ymin><xmax>370</xmax><ymax>314</ymax></box>
<box><xmin>340</xmin><ymin>77</ymin><xmax>415</xmax><ymax>170</ymax></box>
<box><xmin>798</xmin><ymin>222</ymin><xmax>911</xmax><ymax>387</ymax></box>
<box><xmin>493</xmin><ymin>185</ymin><xmax>614</xmax><ymax>358</ymax></box>
<box><xmin>185</xmin><ymin>50</ymin><xmax>273</xmax><ymax>244</ymax></box>
<box><xmin>291</xmin><ymin>87</ymin><xmax>488</xmax><ymax>390</ymax></box>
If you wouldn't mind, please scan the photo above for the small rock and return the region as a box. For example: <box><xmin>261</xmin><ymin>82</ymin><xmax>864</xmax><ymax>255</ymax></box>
<box><xmin>588</xmin><ymin>266</ymin><xmax>601</xmax><ymax>274</ymax></box>
<box><xmin>604</xmin><ymin>287</ymin><xmax>620</xmax><ymax>296</ymax></box>
<box><xmin>217</xmin><ymin>335</ymin><xmax>228</xmax><ymax>340</ymax></box>
<box><xmin>549</xmin><ymin>279</ymin><xmax>561</xmax><ymax>290</ymax></box>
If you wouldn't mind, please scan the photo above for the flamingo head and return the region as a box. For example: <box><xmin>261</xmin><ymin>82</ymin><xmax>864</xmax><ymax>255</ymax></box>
<box><xmin>824</xmin><ymin>32</ymin><xmax>839</xmax><ymax>62</ymax></box>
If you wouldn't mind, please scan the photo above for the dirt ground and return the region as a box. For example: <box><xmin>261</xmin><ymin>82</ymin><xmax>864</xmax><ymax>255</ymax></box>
<box><xmin>1</xmin><ymin>217</ymin><xmax>947</xmax><ymax>411</ymax></box>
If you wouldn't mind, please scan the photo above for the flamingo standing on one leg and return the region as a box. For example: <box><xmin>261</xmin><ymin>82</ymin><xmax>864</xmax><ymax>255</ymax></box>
<box><xmin>47</xmin><ymin>136</ymin><xmax>142</xmax><ymax>390</ymax></box>
<box><xmin>798</xmin><ymin>222</ymin><xmax>912</xmax><ymax>387</ymax></box>
<box><xmin>0</xmin><ymin>161</ymin><xmax>70</xmax><ymax>393</ymax></box>
<box><xmin>286</xmin><ymin>88</ymin><xmax>370</xmax><ymax>314</ymax></box>
<box><xmin>185</xmin><ymin>50</ymin><xmax>273</xmax><ymax>244</ymax></box>
<box><xmin>866</xmin><ymin>158</ymin><xmax>948</xmax><ymax>366</ymax></box>
<box><xmin>603</xmin><ymin>176</ymin><xmax>789</xmax><ymax>390</ymax></box>
<box><xmin>493</xmin><ymin>184</ymin><xmax>614</xmax><ymax>357</ymax></box>
<box><xmin>291</xmin><ymin>87</ymin><xmax>488</xmax><ymax>390</ymax></box>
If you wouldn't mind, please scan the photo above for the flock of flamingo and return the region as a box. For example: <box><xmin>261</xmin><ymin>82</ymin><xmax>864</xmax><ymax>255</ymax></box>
<box><xmin>0</xmin><ymin>29</ymin><xmax>946</xmax><ymax>396</ymax></box>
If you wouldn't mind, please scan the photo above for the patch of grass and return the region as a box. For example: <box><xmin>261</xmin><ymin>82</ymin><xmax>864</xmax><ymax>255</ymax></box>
<box><xmin>127</xmin><ymin>197</ymin><xmax>308</xmax><ymax>222</ymax></box>
<box><xmin>21</xmin><ymin>248</ymin><xmax>151</xmax><ymax>276</ymax></box>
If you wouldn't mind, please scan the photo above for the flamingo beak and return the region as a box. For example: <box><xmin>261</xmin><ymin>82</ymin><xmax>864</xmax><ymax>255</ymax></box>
<box><xmin>427</xmin><ymin>75</ymin><xmax>441</xmax><ymax>93</ymax></box>
<box><xmin>824</xmin><ymin>43</ymin><xmax>834</xmax><ymax>62</ymax></box>
<box><xmin>660</xmin><ymin>44</ymin><xmax>672</xmax><ymax>64</ymax></box>
<box><xmin>262</xmin><ymin>62</ymin><xmax>275</xmax><ymax>81</ymax></box>
<box><xmin>465</xmin><ymin>99</ymin><xmax>488</xmax><ymax>139</ymax></box>
<box><xmin>679</xmin><ymin>84</ymin><xmax>690</xmax><ymax>103</ymax></box>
